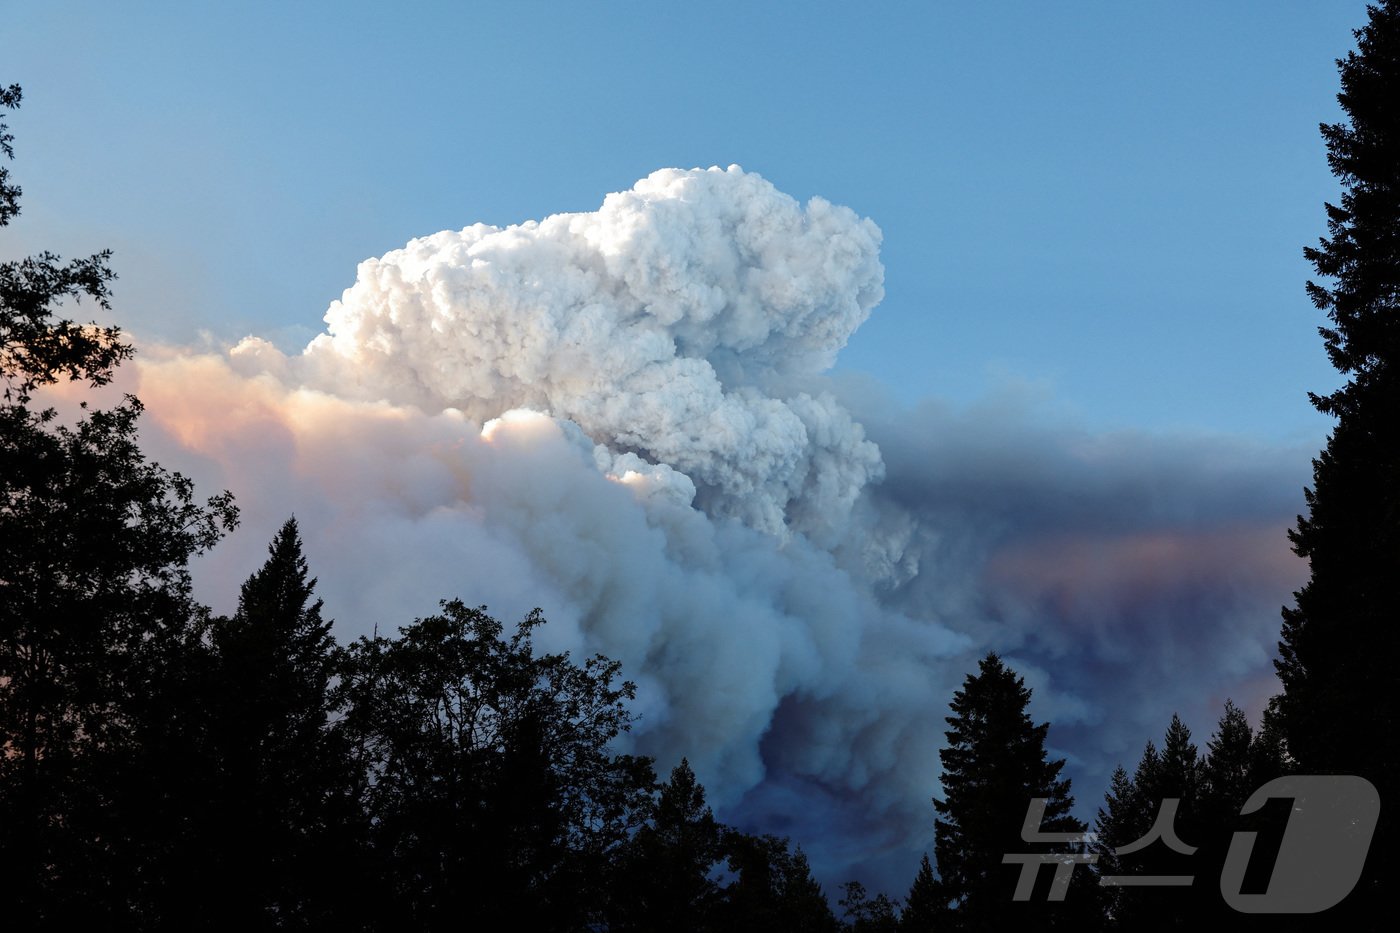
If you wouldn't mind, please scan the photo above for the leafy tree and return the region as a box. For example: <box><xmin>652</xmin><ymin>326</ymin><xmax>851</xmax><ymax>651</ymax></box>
<box><xmin>838</xmin><ymin>881</ymin><xmax>901</xmax><ymax>932</ymax></box>
<box><xmin>1</xmin><ymin>83</ymin><xmax>18</xmax><ymax>223</ymax></box>
<box><xmin>0</xmin><ymin>87</ymin><xmax>126</xmax><ymax>408</ymax></box>
<box><xmin>335</xmin><ymin>601</ymin><xmax>654</xmax><ymax>931</ymax></box>
<box><xmin>716</xmin><ymin>831</ymin><xmax>839</xmax><ymax>933</ymax></box>
<box><xmin>930</xmin><ymin>653</ymin><xmax>1098</xmax><ymax>930</ymax></box>
<box><xmin>610</xmin><ymin>758</ymin><xmax>840</xmax><ymax>933</ymax></box>
<box><xmin>1276</xmin><ymin>2</ymin><xmax>1400</xmax><ymax>919</ymax></box>
<box><xmin>0</xmin><ymin>81</ymin><xmax>237</xmax><ymax>928</ymax></box>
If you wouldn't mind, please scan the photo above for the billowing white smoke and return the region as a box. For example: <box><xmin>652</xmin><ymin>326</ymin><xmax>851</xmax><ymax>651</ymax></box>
<box><xmin>139</xmin><ymin>166</ymin><xmax>967</xmax><ymax>885</ymax></box>
<box><xmin>298</xmin><ymin>165</ymin><xmax>885</xmax><ymax>543</ymax></box>
<box><xmin>128</xmin><ymin>164</ymin><xmax>1302</xmax><ymax>890</ymax></box>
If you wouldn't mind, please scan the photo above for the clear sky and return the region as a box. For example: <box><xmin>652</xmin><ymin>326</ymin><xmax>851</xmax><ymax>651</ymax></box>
<box><xmin>7</xmin><ymin>0</ymin><xmax>1361</xmax><ymax>441</ymax></box>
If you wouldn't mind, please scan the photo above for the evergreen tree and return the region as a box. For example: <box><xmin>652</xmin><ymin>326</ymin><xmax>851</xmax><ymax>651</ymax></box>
<box><xmin>1096</xmin><ymin>740</ymin><xmax>1178</xmax><ymax>930</ymax></box>
<box><xmin>1201</xmin><ymin>700</ymin><xmax>1254</xmax><ymax>823</ymax></box>
<box><xmin>900</xmin><ymin>854</ymin><xmax>940</xmax><ymax>932</ymax></box>
<box><xmin>1276</xmin><ymin>0</ymin><xmax>1400</xmax><ymax>919</ymax></box>
<box><xmin>1093</xmin><ymin>762</ymin><xmax>1139</xmax><ymax>924</ymax></box>
<box><xmin>1156</xmin><ymin>715</ymin><xmax>1202</xmax><ymax>817</ymax></box>
<box><xmin>930</xmin><ymin>653</ymin><xmax>1098</xmax><ymax>930</ymax></box>
<box><xmin>1154</xmin><ymin>716</ymin><xmax>1209</xmax><ymax>925</ymax></box>
<box><xmin>177</xmin><ymin>518</ymin><xmax>354</xmax><ymax>928</ymax></box>
<box><xmin>610</xmin><ymin>758</ymin><xmax>725</xmax><ymax>933</ymax></box>
<box><xmin>1097</xmin><ymin>713</ymin><xmax>1285</xmax><ymax>929</ymax></box>
<box><xmin>1247</xmin><ymin>696</ymin><xmax>1288</xmax><ymax>787</ymax></box>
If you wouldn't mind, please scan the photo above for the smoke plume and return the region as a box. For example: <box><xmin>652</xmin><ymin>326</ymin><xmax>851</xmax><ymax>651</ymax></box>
<box><xmin>124</xmin><ymin>166</ymin><xmax>1306</xmax><ymax>889</ymax></box>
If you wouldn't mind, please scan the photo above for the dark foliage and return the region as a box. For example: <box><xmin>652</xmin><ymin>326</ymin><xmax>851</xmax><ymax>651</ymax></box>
<box><xmin>157</xmin><ymin>518</ymin><xmax>361</xmax><ymax>929</ymax></box>
<box><xmin>0</xmin><ymin>81</ymin><xmax>238</xmax><ymax>929</ymax></box>
<box><xmin>899</xmin><ymin>854</ymin><xmax>938</xmax><ymax>932</ymax></box>
<box><xmin>1095</xmin><ymin>704</ymin><xmax>1296</xmax><ymax>930</ymax></box>
<box><xmin>333</xmin><ymin>601</ymin><xmax>656</xmax><ymax>931</ymax></box>
<box><xmin>838</xmin><ymin>881</ymin><xmax>901</xmax><ymax>932</ymax></box>
<box><xmin>715</xmin><ymin>830</ymin><xmax>839</xmax><ymax>933</ymax></box>
<box><xmin>930</xmin><ymin>654</ymin><xmax>1102</xmax><ymax>930</ymax></box>
<box><xmin>1276</xmin><ymin>2</ymin><xmax>1400</xmax><ymax>922</ymax></box>
<box><xmin>609</xmin><ymin>758</ymin><xmax>725</xmax><ymax>932</ymax></box>
<box><xmin>1093</xmin><ymin>716</ymin><xmax>1203</xmax><ymax>929</ymax></box>
<box><xmin>1</xmin><ymin>83</ymin><xmax>20</xmax><ymax>224</ymax></box>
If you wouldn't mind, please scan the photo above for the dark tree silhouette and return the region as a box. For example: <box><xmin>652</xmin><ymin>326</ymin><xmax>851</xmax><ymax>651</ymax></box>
<box><xmin>900</xmin><ymin>853</ymin><xmax>939</xmax><ymax>932</ymax></box>
<box><xmin>0</xmin><ymin>81</ymin><xmax>237</xmax><ymax>928</ymax></box>
<box><xmin>1276</xmin><ymin>2</ymin><xmax>1400</xmax><ymax>919</ymax></box>
<box><xmin>838</xmin><ymin>880</ymin><xmax>901</xmax><ymax>932</ymax></box>
<box><xmin>1095</xmin><ymin>706</ymin><xmax>1295</xmax><ymax>930</ymax></box>
<box><xmin>335</xmin><ymin>601</ymin><xmax>654</xmax><ymax>931</ymax></box>
<box><xmin>1201</xmin><ymin>700</ymin><xmax>1255</xmax><ymax>823</ymax></box>
<box><xmin>610</xmin><ymin>758</ymin><xmax>724</xmax><ymax>932</ymax></box>
<box><xmin>0</xmin><ymin>83</ymin><xmax>18</xmax><ymax>223</ymax></box>
<box><xmin>715</xmin><ymin>830</ymin><xmax>838</xmax><ymax>933</ymax></box>
<box><xmin>166</xmin><ymin>518</ymin><xmax>358</xmax><ymax>928</ymax></box>
<box><xmin>930</xmin><ymin>653</ymin><xmax>1099</xmax><ymax>930</ymax></box>
<box><xmin>1093</xmin><ymin>762</ymin><xmax>1143</xmax><ymax>924</ymax></box>
<box><xmin>1095</xmin><ymin>715</ymin><xmax>1206</xmax><ymax>929</ymax></box>
<box><xmin>0</xmin><ymin>86</ymin><xmax>126</xmax><ymax>408</ymax></box>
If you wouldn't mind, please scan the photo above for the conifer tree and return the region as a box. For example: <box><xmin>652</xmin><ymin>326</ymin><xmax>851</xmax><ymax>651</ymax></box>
<box><xmin>900</xmin><ymin>854</ymin><xmax>940</xmax><ymax>932</ymax></box>
<box><xmin>194</xmin><ymin>518</ymin><xmax>350</xmax><ymax>926</ymax></box>
<box><xmin>611</xmin><ymin>758</ymin><xmax>725</xmax><ymax>933</ymax></box>
<box><xmin>1096</xmin><ymin>742</ymin><xmax>1175</xmax><ymax>929</ymax></box>
<box><xmin>1276</xmin><ymin>2</ymin><xmax>1399</xmax><ymax>917</ymax></box>
<box><xmin>1201</xmin><ymin>700</ymin><xmax>1254</xmax><ymax>822</ymax></box>
<box><xmin>930</xmin><ymin>653</ymin><xmax>1097</xmax><ymax>930</ymax></box>
<box><xmin>1092</xmin><ymin>763</ymin><xmax>1135</xmax><ymax>921</ymax></box>
<box><xmin>1097</xmin><ymin>715</ymin><xmax>1260</xmax><ymax>929</ymax></box>
<box><xmin>1278</xmin><ymin>0</ymin><xmax>1399</xmax><ymax>814</ymax></box>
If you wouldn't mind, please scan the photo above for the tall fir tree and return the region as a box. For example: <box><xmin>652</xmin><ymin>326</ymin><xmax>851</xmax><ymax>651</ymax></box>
<box><xmin>610</xmin><ymin>758</ymin><xmax>725</xmax><ymax>933</ymax></box>
<box><xmin>1276</xmin><ymin>1</ymin><xmax>1400</xmax><ymax>920</ymax></box>
<box><xmin>1093</xmin><ymin>762</ymin><xmax>1143</xmax><ymax>925</ymax></box>
<box><xmin>1096</xmin><ymin>708</ymin><xmax>1302</xmax><ymax>930</ymax></box>
<box><xmin>1096</xmin><ymin>717</ymin><xmax>1207</xmax><ymax>930</ymax></box>
<box><xmin>1201</xmin><ymin>700</ymin><xmax>1255</xmax><ymax>824</ymax></box>
<box><xmin>930</xmin><ymin>653</ymin><xmax>1100</xmax><ymax>930</ymax></box>
<box><xmin>900</xmin><ymin>854</ymin><xmax>940</xmax><ymax>932</ymax></box>
<box><xmin>197</xmin><ymin>517</ymin><xmax>351</xmax><ymax>928</ymax></box>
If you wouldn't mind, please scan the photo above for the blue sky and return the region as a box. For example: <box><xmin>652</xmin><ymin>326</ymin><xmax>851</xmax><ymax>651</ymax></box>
<box><xmin>8</xmin><ymin>0</ymin><xmax>1359</xmax><ymax>440</ymax></box>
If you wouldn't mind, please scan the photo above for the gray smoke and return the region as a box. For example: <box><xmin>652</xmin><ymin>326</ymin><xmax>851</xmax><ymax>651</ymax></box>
<box><xmin>126</xmin><ymin>166</ymin><xmax>1308</xmax><ymax>891</ymax></box>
